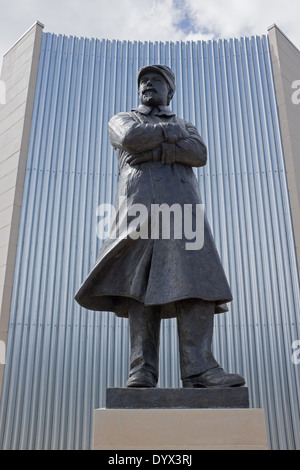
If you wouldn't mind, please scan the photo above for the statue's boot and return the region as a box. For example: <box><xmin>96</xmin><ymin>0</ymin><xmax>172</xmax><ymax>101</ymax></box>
<box><xmin>126</xmin><ymin>300</ymin><xmax>161</xmax><ymax>388</ymax></box>
<box><xmin>177</xmin><ymin>299</ymin><xmax>245</xmax><ymax>388</ymax></box>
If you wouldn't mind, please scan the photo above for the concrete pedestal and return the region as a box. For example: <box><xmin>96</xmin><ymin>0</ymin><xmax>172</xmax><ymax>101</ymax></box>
<box><xmin>93</xmin><ymin>388</ymin><xmax>269</xmax><ymax>450</ymax></box>
<box><xmin>94</xmin><ymin>407</ymin><xmax>268</xmax><ymax>450</ymax></box>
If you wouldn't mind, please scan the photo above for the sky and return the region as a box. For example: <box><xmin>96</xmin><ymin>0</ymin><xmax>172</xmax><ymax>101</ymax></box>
<box><xmin>0</xmin><ymin>0</ymin><xmax>300</xmax><ymax>72</ymax></box>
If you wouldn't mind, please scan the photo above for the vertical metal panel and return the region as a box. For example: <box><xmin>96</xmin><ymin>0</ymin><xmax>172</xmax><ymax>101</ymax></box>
<box><xmin>0</xmin><ymin>32</ymin><xmax>299</xmax><ymax>450</ymax></box>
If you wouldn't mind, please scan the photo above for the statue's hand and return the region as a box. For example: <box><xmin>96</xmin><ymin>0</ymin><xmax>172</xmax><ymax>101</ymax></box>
<box><xmin>161</xmin><ymin>122</ymin><xmax>189</xmax><ymax>143</ymax></box>
<box><xmin>126</xmin><ymin>151</ymin><xmax>154</xmax><ymax>166</ymax></box>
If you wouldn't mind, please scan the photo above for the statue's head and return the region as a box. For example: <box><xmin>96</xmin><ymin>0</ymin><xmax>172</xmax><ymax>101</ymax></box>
<box><xmin>138</xmin><ymin>64</ymin><xmax>176</xmax><ymax>106</ymax></box>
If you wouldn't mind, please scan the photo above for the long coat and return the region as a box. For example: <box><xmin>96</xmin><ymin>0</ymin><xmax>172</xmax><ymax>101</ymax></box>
<box><xmin>75</xmin><ymin>105</ymin><xmax>232</xmax><ymax>318</ymax></box>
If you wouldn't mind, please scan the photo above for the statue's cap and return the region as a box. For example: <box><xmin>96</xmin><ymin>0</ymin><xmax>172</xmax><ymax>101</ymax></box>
<box><xmin>138</xmin><ymin>64</ymin><xmax>176</xmax><ymax>96</ymax></box>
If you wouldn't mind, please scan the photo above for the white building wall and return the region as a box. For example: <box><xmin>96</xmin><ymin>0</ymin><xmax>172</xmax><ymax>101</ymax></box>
<box><xmin>268</xmin><ymin>24</ymin><xmax>300</xmax><ymax>278</ymax></box>
<box><xmin>0</xmin><ymin>22</ymin><xmax>44</xmax><ymax>396</ymax></box>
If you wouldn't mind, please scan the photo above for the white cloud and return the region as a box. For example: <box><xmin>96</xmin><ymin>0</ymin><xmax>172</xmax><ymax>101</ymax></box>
<box><xmin>184</xmin><ymin>0</ymin><xmax>300</xmax><ymax>46</ymax></box>
<box><xmin>0</xmin><ymin>0</ymin><xmax>184</xmax><ymax>71</ymax></box>
<box><xmin>0</xmin><ymin>0</ymin><xmax>300</xmax><ymax>73</ymax></box>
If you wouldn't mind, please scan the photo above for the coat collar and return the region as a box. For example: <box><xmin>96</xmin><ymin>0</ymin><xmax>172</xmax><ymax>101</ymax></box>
<box><xmin>132</xmin><ymin>104</ymin><xmax>176</xmax><ymax>117</ymax></box>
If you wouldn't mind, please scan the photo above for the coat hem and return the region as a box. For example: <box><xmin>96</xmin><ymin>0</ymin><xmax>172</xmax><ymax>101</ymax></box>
<box><xmin>75</xmin><ymin>292</ymin><xmax>232</xmax><ymax>318</ymax></box>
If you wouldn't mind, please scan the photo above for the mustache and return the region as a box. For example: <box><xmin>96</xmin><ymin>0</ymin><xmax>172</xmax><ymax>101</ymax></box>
<box><xmin>142</xmin><ymin>87</ymin><xmax>157</xmax><ymax>94</ymax></box>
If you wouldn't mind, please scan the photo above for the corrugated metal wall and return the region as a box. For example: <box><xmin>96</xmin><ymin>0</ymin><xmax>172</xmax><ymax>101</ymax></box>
<box><xmin>0</xmin><ymin>32</ymin><xmax>300</xmax><ymax>450</ymax></box>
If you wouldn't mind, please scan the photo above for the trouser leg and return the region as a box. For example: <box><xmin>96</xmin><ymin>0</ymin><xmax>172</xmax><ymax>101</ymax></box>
<box><xmin>177</xmin><ymin>298</ymin><xmax>246</xmax><ymax>387</ymax></box>
<box><xmin>127</xmin><ymin>300</ymin><xmax>161</xmax><ymax>386</ymax></box>
<box><xmin>177</xmin><ymin>299</ymin><xmax>219</xmax><ymax>379</ymax></box>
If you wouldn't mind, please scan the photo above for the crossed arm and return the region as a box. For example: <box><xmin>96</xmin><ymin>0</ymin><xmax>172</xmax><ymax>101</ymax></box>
<box><xmin>108</xmin><ymin>112</ymin><xmax>207</xmax><ymax>168</ymax></box>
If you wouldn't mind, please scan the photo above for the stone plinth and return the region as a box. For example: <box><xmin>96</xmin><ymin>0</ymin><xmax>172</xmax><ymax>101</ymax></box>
<box><xmin>93</xmin><ymin>387</ymin><xmax>268</xmax><ymax>450</ymax></box>
<box><xmin>106</xmin><ymin>387</ymin><xmax>249</xmax><ymax>409</ymax></box>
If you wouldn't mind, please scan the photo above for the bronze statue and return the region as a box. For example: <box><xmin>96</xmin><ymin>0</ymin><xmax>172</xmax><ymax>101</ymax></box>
<box><xmin>75</xmin><ymin>64</ymin><xmax>245</xmax><ymax>389</ymax></box>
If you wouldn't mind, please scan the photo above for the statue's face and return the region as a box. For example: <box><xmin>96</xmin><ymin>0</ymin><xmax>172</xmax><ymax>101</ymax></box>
<box><xmin>139</xmin><ymin>72</ymin><xmax>170</xmax><ymax>106</ymax></box>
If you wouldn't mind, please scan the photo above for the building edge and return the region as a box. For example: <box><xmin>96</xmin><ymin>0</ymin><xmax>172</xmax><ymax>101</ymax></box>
<box><xmin>0</xmin><ymin>21</ymin><xmax>44</xmax><ymax>399</ymax></box>
<box><xmin>268</xmin><ymin>24</ymin><xmax>300</xmax><ymax>282</ymax></box>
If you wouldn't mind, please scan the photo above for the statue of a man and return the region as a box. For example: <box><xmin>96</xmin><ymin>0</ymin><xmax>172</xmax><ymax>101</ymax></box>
<box><xmin>75</xmin><ymin>64</ymin><xmax>245</xmax><ymax>389</ymax></box>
